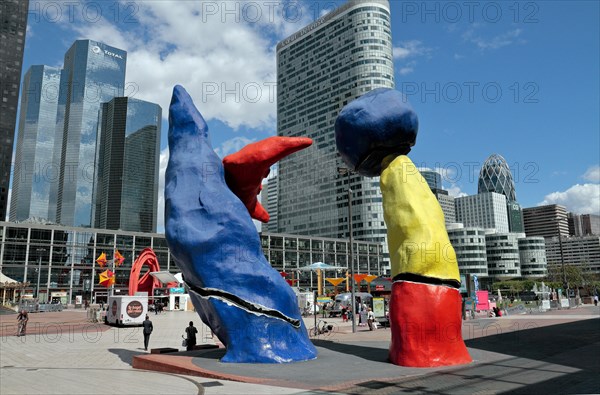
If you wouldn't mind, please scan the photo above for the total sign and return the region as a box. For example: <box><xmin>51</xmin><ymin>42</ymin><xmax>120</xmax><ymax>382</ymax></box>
<box><xmin>92</xmin><ymin>45</ymin><xmax>124</xmax><ymax>59</ymax></box>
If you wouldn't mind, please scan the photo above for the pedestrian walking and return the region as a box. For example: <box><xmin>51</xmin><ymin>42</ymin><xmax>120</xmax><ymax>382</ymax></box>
<box><xmin>142</xmin><ymin>315</ymin><xmax>153</xmax><ymax>351</ymax></box>
<box><xmin>594</xmin><ymin>295</ymin><xmax>598</xmax><ymax>307</ymax></box>
<box><xmin>16</xmin><ymin>309</ymin><xmax>29</xmax><ymax>336</ymax></box>
<box><xmin>185</xmin><ymin>321</ymin><xmax>198</xmax><ymax>351</ymax></box>
<box><xmin>367</xmin><ymin>308</ymin><xmax>375</xmax><ymax>331</ymax></box>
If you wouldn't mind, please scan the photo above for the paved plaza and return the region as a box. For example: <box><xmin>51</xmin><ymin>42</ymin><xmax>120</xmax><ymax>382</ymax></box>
<box><xmin>1</xmin><ymin>305</ymin><xmax>599</xmax><ymax>394</ymax></box>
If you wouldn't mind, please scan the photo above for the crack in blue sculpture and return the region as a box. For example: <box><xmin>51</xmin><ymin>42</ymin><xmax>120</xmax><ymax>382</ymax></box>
<box><xmin>164</xmin><ymin>85</ymin><xmax>317</xmax><ymax>363</ymax></box>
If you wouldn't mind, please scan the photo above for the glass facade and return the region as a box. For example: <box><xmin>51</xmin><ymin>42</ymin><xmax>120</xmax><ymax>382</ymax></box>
<box><xmin>478</xmin><ymin>154</ymin><xmax>517</xmax><ymax>201</ymax></box>
<box><xmin>0</xmin><ymin>222</ymin><xmax>384</xmax><ymax>303</ymax></box>
<box><xmin>54</xmin><ymin>40</ymin><xmax>127</xmax><ymax>227</ymax></box>
<box><xmin>93</xmin><ymin>97</ymin><xmax>161</xmax><ymax>232</ymax></box>
<box><xmin>0</xmin><ymin>0</ymin><xmax>29</xmax><ymax>221</ymax></box>
<box><xmin>420</xmin><ymin>170</ymin><xmax>442</xmax><ymax>191</ymax></box>
<box><xmin>276</xmin><ymin>1</ymin><xmax>394</xmax><ymax>269</ymax></box>
<box><xmin>10</xmin><ymin>65</ymin><xmax>61</xmax><ymax>221</ymax></box>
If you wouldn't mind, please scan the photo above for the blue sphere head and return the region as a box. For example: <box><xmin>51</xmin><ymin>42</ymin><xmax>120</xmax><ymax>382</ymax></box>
<box><xmin>335</xmin><ymin>88</ymin><xmax>419</xmax><ymax>177</ymax></box>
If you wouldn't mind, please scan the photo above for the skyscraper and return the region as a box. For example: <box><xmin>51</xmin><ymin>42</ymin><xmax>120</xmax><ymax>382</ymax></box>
<box><xmin>478</xmin><ymin>154</ymin><xmax>524</xmax><ymax>232</ymax></box>
<box><xmin>261</xmin><ymin>175</ymin><xmax>278</xmax><ymax>233</ymax></box>
<box><xmin>420</xmin><ymin>170</ymin><xmax>442</xmax><ymax>191</ymax></box>
<box><xmin>276</xmin><ymin>0</ymin><xmax>394</xmax><ymax>267</ymax></box>
<box><xmin>0</xmin><ymin>0</ymin><xmax>29</xmax><ymax>220</ymax></box>
<box><xmin>53</xmin><ymin>40</ymin><xmax>127</xmax><ymax>227</ymax></box>
<box><xmin>93</xmin><ymin>97</ymin><xmax>161</xmax><ymax>232</ymax></box>
<box><xmin>10</xmin><ymin>65</ymin><xmax>61</xmax><ymax>222</ymax></box>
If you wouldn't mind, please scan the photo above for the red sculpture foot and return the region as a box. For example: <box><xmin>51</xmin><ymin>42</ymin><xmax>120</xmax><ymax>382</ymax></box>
<box><xmin>389</xmin><ymin>281</ymin><xmax>472</xmax><ymax>367</ymax></box>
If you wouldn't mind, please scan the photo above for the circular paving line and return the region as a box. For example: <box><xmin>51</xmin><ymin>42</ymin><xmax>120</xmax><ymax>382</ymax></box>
<box><xmin>0</xmin><ymin>366</ymin><xmax>205</xmax><ymax>395</ymax></box>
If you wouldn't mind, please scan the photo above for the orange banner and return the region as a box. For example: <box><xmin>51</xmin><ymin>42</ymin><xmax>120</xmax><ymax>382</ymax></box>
<box><xmin>325</xmin><ymin>278</ymin><xmax>346</xmax><ymax>287</ymax></box>
<box><xmin>353</xmin><ymin>274</ymin><xmax>368</xmax><ymax>284</ymax></box>
<box><xmin>364</xmin><ymin>275</ymin><xmax>378</xmax><ymax>283</ymax></box>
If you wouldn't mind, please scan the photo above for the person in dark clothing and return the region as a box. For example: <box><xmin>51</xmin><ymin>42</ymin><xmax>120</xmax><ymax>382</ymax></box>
<box><xmin>17</xmin><ymin>310</ymin><xmax>29</xmax><ymax>336</ymax></box>
<box><xmin>142</xmin><ymin>315</ymin><xmax>153</xmax><ymax>351</ymax></box>
<box><xmin>185</xmin><ymin>321</ymin><xmax>198</xmax><ymax>351</ymax></box>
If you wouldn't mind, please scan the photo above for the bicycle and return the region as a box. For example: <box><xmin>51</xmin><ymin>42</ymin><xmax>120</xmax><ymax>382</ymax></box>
<box><xmin>309</xmin><ymin>319</ymin><xmax>336</xmax><ymax>338</ymax></box>
<box><xmin>17</xmin><ymin>321</ymin><xmax>27</xmax><ymax>337</ymax></box>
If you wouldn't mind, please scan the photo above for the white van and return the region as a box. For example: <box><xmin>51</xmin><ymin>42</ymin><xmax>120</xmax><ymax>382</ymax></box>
<box><xmin>105</xmin><ymin>294</ymin><xmax>148</xmax><ymax>326</ymax></box>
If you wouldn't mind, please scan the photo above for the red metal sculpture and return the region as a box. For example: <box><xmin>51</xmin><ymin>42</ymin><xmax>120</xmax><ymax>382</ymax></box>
<box><xmin>128</xmin><ymin>248</ymin><xmax>163</xmax><ymax>296</ymax></box>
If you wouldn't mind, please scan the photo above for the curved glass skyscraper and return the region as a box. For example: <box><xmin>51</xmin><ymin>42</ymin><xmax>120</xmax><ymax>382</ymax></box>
<box><xmin>478</xmin><ymin>154</ymin><xmax>523</xmax><ymax>232</ymax></box>
<box><xmin>276</xmin><ymin>0</ymin><xmax>394</xmax><ymax>272</ymax></box>
<box><xmin>478</xmin><ymin>154</ymin><xmax>516</xmax><ymax>201</ymax></box>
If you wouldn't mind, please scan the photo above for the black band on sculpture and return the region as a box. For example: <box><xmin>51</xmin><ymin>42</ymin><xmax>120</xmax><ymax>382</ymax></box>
<box><xmin>186</xmin><ymin>282</ymin><xmax>301</xmax><ymax>328</ymax></box>
<box><xmin>392</xmin><ymin>273</ymin><xmax>461</xmax><ymax>289</ymax></box>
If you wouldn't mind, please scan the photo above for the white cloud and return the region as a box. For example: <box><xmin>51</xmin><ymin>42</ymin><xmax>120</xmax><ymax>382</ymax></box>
<box><xmin>393</xmin><ymin>41</ymin><xmax>433</xmax><ymax>75</ymax></box>
<box><xmin>392</xmin><ymin>40</ymin><xmax>432</xmax><ymax>59</ymax></box>
<box><xmin>446</xmin><ymin>185</ymin><xmax>468</xmax><ymax>198</ymax></box>
<box><xmin>539</xmin><ymin>184</ymin><xmax>600</xmax><ymax>215</ymax></box>
<box><xmin>462</xmin><ymin>28</ymin><xmax>523</xmax><ymax>50</ymax></box>
<box><xmin>582</xmin><ymin>165</ymin><xmax>600</xmax><ymax>183</ymax></box>
<box><xmin>70</xmin><ymin>1</ymin><xmax>314</xmax><ymax>130</ymax></box>
<box><xmin>214</xmin><ymin>136</ymin><xmax>256</xmax><ymax>158</ymax></box>
<box><xmin>397</xmin><ymin>61</ymin><xmax>416</xmax><ymax>75</ymax></box>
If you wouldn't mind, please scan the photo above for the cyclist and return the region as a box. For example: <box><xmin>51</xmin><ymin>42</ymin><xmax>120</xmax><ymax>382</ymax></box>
<box><xmin>17</xmin><ymin>309</ymin><xmax>29</xmax><ymax>336</ymax></box>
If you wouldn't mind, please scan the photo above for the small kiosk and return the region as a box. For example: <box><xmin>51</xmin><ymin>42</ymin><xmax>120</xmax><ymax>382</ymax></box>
<box><xmin>149</xmin><ymin>271</ymin><xmax>190</xmax><ymax>311</ymax></box>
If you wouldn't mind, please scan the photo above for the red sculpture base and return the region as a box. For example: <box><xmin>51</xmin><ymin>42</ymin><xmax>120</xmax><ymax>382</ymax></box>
<box><xmin>389</xmin><ymin>281</ymin><xmax>472</xmax><ymax>367</ymax></box>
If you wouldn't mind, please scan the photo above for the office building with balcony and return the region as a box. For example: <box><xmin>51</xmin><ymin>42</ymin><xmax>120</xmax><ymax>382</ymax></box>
<box><xmin>523</xmin><ymin>204</ymin><xmax>569</xmax><ymax>238</ymax></box>
<box><xmin>93</xmin><ymin>97</ymin><xmax>161</xmax><ymax>233</ymax></box>
<box><xmin>276</xmin><ymin>0</ymin><xmax>394</xmax><ymax>268</ymax></box>
<box><xmin>446</xmin><ymin>225</ymin><xmax>488</xmax><ymax>276</ymax></box>
<box><xmin>544</xmin><ymin>235</ymin><xmax>600</xmax><ymax>274</ymax></box>
<box><xmin>485</xmin><ymin>233</ymin><xmax>523</xmax><ymax>279</ymax></box>
<box><xmin>10</xmin><ymin>66</ymin><xmax>62</xmax><ymax>222</ymax></box>
<box><xmin>518</xmin><ymin>237</ymin><xmax>547</xmax><ymax>278</ymax></box>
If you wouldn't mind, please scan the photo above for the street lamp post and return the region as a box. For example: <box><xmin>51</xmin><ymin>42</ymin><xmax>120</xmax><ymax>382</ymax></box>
<box><xmin>35</xmin><ymin>248</ymin><xmax>45</xmax><ymax>300</ymax></box>
<box><xmin>338</xmin><ymin>167</ymin><xmax>356</xmax><ymax>333</ymax></box>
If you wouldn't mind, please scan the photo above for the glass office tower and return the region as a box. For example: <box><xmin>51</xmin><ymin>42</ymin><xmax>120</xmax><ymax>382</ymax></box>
<box><xmin>53</xmin><ymin>40</ymin><xmax>127</xmax><ymax>227</ymax></box>
<box><xmin>10</xmin><ymin>65</ymin><xmax>61</xmax><ymax>221</ymax></box>
<box><xmin>93</xmin><ymin>97</ymin><xmax>161</xmax><ymax>232</ymax></box>
<box><xmin>276</xmin><ymin>0</ymin><xmax>394</xmax><ymax>270</ymax></box>
<box><xmin>0</xmin><ymin>0</ymin><xmax>29</xmax><ymax>220</ymax></box>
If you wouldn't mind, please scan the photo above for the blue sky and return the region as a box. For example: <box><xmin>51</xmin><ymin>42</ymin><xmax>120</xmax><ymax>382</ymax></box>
<box><xmin>15</xmin><ymin>1</ymin><xmax>600</xmax><ymax>229</ymax></box>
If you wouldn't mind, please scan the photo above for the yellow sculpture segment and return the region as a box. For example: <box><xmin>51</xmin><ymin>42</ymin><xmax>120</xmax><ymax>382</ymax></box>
<box><xmin>380</xmin><ymin>155</ymin><xmax>460</xmax><ymax>282</ymax></box>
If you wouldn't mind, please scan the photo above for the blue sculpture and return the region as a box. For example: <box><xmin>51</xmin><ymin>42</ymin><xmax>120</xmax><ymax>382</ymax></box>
<box><xmin>335</xmin><ymin>88</ymin><xmax>418</xmax><ymax>177</ymax></box>
<box><xmin>165</xmin><ymin>86</ymin><xmax>317</xmax><ymax>363</ymax></box>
